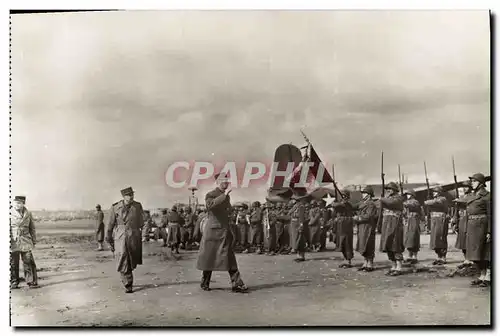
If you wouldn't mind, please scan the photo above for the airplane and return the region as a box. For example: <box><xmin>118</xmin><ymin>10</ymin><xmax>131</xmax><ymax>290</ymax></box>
<box><xmin>266</xmin><ymin>131</ymin><xmax>491</xmax><ymax>205</ymax></box>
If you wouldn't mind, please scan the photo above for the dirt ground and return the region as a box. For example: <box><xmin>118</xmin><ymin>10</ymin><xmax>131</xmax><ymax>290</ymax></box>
<box><xmin>10</xmin><ymin>220</ymin><xmax>491</xmax><ymax>326</ymax></box>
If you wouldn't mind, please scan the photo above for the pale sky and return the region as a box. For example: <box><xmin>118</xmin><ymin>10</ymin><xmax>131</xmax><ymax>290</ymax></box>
<box><xmin>11</xmin><ymin>10</ymin><xmax>490</xmax><ymax>210</ymax></box>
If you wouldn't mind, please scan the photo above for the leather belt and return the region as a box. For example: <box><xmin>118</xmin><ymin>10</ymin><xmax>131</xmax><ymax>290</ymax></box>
<box><xmin>468</xmin><ymin>214</ymin><xmax>487</xmax><ymax>219</ymax></box>
<box><xmin>407</xmin><ymin>212</ymin><xmax>419</xmax><ymax>217</ymax></box>
<box><xmin>383</xmin><ymin>209</ymin><xmax>402</xmax><ymax>216</ymax></box>
<box><xmin>430</xmin><ymin>212</ymin><xmax>446</xmax><ymax>217</ymax></box>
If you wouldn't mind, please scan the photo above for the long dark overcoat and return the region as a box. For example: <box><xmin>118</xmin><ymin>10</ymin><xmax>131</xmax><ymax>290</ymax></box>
<box><xmin>458</xmin><ymin>187</ymin><xmax>491</xmax><ymax>261</ymax></box>
<box><xmin>353</xmin><ymin>198</ymin><xmax>378</xmax><ymax>257</ymax></box>
<box><xmin>107</xmin><ymin>200</ymin><xmax>143</xmax><ymax>272</ymax></box>
<box><xmin>196</xmin><ymin>188</ymin><xmax>238</xmax><ymax>271</ymax></box>
<box><xmin>403</xmin><ymin>199</ymin><xmax>423</xmax><ymax>250</ymax></box>
<box><xmin>424</xmin><ymin>196</ymin><xmax>449</xmax><ymax>250</ymax></box>
<box><xmin>379</xmin><ymin>194</ymin><xmax>405</xmax><ymax>253</ymax></box>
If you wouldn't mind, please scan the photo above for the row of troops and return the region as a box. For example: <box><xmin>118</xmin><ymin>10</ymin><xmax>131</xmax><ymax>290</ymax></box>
<box><xmin>95</xmin><ymin>204</ymin><xmax>200</xmax><ymax>253</ymax></box>
<box><xmin>279</xmin><ymin>173</ymin><xmax>490</xmax><ymax>287</ymax></box>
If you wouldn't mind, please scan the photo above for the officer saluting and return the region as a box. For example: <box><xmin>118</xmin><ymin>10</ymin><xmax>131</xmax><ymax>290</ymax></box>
<box><xmin>196</xmin><ymin>173</ymin><xmax>248</xmax><ymax>293</ymax></box>
<box><xmin>106</xmin><ymin>187</ymin><xmax>144</xmax><ymax>293</ymax></box>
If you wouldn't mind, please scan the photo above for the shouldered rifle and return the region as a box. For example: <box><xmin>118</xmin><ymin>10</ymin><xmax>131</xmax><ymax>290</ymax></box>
<box><xmin>376</xmin><ymin>151</ymin><xmax>385</xmax><ymax>233</ymax></box>
<box><xmin>398</xmin><ymin>164</ymin><xmax>403</xmax><ymax>196</ymax></box>
<box><xmin>424</xmin><ymin>161</ymin><xmax>431</xmax><ymax>200</ymax></box>
<box><xmin>451</xmin><ymin>156</ymin><xmax>460</xmax><ymax>231</ymax></box>
<box><xmin>452</xmin><ymin>156</ymin><xmax>459</xmax><ymax>199</ymax></box>
<box><xmin>423</xmin><ymin>161</ymin><xmax>431</xmax><ymax>233</ymax></box>
<box><xmin>331</xmin><ymin>163</ymin><xmax>345</xmax><ymax>200</ymax></box>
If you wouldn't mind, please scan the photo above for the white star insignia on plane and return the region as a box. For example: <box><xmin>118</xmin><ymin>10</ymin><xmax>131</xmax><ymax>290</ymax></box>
<box><xmin>322</xmin><ymin>193</ymin><xmax>335</xmax><ymax>207</ymax></box>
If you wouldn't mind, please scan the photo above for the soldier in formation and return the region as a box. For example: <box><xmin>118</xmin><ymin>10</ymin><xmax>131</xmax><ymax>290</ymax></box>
<box><xmin>249</xmin><ymin>201</ymin><xmax>264</xmax><ymax>254</ymax></box>
<box><xmin>10</xmin><ymin>196</ymin><xmax>38</xmax><ymax>289</ymax></box>
<box><xmin>402</xmin><ymin>189</ymin><xmax>423</xmax><ymax>264</ymax></box>
<box><xmin>265</xmin><ymin>203</ymin><xmax>278</xmax><ymax>255</ymax></box>
<box><xmin>353</xmin><ymin>186</ymin><xmax>378</xmax><ymax>272</ymax></box>
<box><xmin>106</xmin><ymin>187</ymin><xmax>143</xmax><ymax>293</ymax></box>
<box><xmin>455</xmin><ymin>173</ymin><xmax>491</xmax><ymax>287</ymax></box>
<box><xmin>379</xmin><ymin>182</ymin><xmax>405</xmax><ymax>276</ymax></box>
<box><xmin>452</xmin><ymin>180</ymin><xmax>473</xmax><ymax>268</ymax></box>
<box><xmin>331</xmin><ymin>190</ymin><xmax>354</xmax><ymax>268</ymax></box>
<box><xmin>235</xmin><ymin>204</ymin><xmax>249</xmax><ymax>253</ymax></box>
<box><xmin>424</xmin><ymin>186</ymin><xmax>450</xmax><ymax>265</ymax></box>
<box><xmin>307</xmin><ymin>200</ymin><xmax>322</xmax><ymax>252</ymax></box>
<box><xmin>288</xmin><ymin>195</ymin><xmax>308</xmax><ymax>262</ymax></box>
<box><xmin>95</xmin><ymin>204</ymin><xmax>105</xmax><ymax>251</ymax></box>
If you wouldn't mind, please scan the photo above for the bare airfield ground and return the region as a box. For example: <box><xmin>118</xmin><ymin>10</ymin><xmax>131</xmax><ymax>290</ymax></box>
<box><xmin>10</xmin><ymin>220</ymin><xmax>490</xmax><ymax>326</ymax></box>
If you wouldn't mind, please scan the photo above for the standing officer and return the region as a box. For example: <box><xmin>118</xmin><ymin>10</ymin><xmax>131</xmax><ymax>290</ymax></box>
<box><xmin>424</xmin><ymin>186</ymin><xmax>450</xmax><ymax>265</ymax></box>
<box><xmin>455</xmin><ymin>173</ymin><xmax>491</xmax><ymax>287</ymax></box>
<box><xmin>289</xmin><ymin>195</ymin><xmax>309</xmax><ymax>262</ymax></box>
<box><xmin>402</xmin><ymin>189</ymin><xmax>424</xmax><ymax>264</ymax></box>
<box><xmin>158</xmin><ymin>209</ymin><xmax>169</xmax><ymax>247</ymax></box>
<box><xmin>332</xmin><ymin>190</ymin><xmax>355</xmax><ymax>268</ymax></box>
<box><xmin>106</xmin><ymin>187</ymin><xmax>143</xmax><ymax>293</ymax></box>
<box><xmin>452</xmin><ymin>181</ymin><xmax>473</xmax><ymax>268</ymax></box>
<box><xmin>266</xmin><ymin>203</ymin><xmax>278</xmax><ymax>255</ymax></box>
<box><xmin>196</xmin><ymin>173</ymin><xmax>248</xmax><ymax>293</ymax></box>
<box><xmin>237</xmin><ymin>204</ymin><xmax>251</xmax><ymax>253</ymax></box>
<box><xmin>308</xmin><ymin>200</ymin><xmax>322</xmax><ymax>252</ymax></box>
<box><xmin>249</xmin><ymin>201</ymin><xmax>264</xmax><ymax>254</ymax></box>
<box><xmin>379</xmin><ymin>182</ymin><xmax>405</xmax><ymax>276</ymax></box>
<box><xmin>353</xmin><ymin>186</ymin><xmax>378</xmax><ymax>272</ymax></box>
<box><xmin>10</xmin><ymin>196</ymin><xmax>38</xmax><ymax>289</ymax></box>
<box><xmin>275</xmin><ymin>203</ymin><xmax>290</xmax><ymax>254</ymax></box>
<box><xmin>95</xmin><ymin>204</ymin><xmax>105</xmax><ymax>251</ymax></box>
<box><xmin>166</xmin><ymin>205</ymin><xmax>182</xmax><ymax>254</ymax></box>
<box><xmin>182</xmin><ymin>207</ymin><xmax>197</xmax><ymax>250</ymax></box>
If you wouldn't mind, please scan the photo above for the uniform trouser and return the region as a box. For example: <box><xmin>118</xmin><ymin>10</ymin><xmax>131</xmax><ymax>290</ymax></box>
<box><xmin>320</xmin><ymin>227</ymin><xmax>327</xmax><ymax>249</ymax></box>
<box><xmin>11</xmin><ymin>250</ymin><xmax>38</xmax><ymax>286</ymax></box>
<box><xmin>201</xmin><ymin>270</ymin><xmax>244</xmax><ymax>288</ymax></box>
<box><xmin>250</xmin><ymin>225</ymin><xmax>263</xmax><ymax>248</ymax></box>
<box><xmin>231</xmin><ymin>225</ymin><xmax>240</xmax><ymax>248</ymax></box>
<box><xmin>239</xmin><ymin>224</ymin><xmax>250</xmax><ymax>248</ymax></box>
<box><xmin>275</xmin><ymin>222</ymin><xmax>286</xmax><ymax>251</ymax></box>
<box><xmin>119</xmin><ymin>255</ymin><xmax>134</xmax><ymax>289</ymax></box>
<box><xmin>387</xmin><ymin>252</ymin><xmax>403</xmax><ymax>261</ymax></box>
<box><xmin>158</xmin><ymin>227</ymin><xmax>168</xmax><ymax>244</ymax></box>
<box><xmin>181</xmin><ymin>226</ymin><xmax>194</xmax><ymax>245</ymax></box>
<box><xmin>267</xmin><ymin>224</ymin><xmax>277</xmax><ymax>252</ymax></box>
<box><xmin>434</xmin><ymin>248</ymin><xmax>447</xmax><ymax>258</ymax></box>
<box><xmin>96</xmin><ymin>224</ymin><xmax>105</xmax><ymax>243</ymax></box>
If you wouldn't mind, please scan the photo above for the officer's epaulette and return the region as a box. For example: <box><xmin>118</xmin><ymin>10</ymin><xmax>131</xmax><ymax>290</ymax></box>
<box><xmin>112</xmin><ymin>201</ymin><xmax>121</xmax><ymax>207</ymax></box>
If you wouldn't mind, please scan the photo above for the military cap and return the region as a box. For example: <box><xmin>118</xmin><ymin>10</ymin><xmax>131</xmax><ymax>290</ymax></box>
<box><xmin>361</xmin><ymin>186</ymin><xmax>374</xmax><ymax>196</ymax></box>
<box><xmin>404</xmin><ymin>189</ymin><xmax>417</xmax><ymax>198</ymax></box>
<box><xmin>433</xmin><ymin>185</ymin><xmax>444</xmax><ymax>193</ymax></box>
<box><xmin>96</xmin><ymin>204</ymin><xmax>101</xmax><ymax>209</ymax></box>
<box><xmin>171</xmin><ymin>205</ymin><xmax>178</xmax><ymax>211</ymax></box>
<box><xmin>14</xmin><ymin>196</ymin><xmax>26</xmax><ymax>203</ymax></box>
<box><xmin>120</xmin><ymin>187</ymin><xmax>134</xmax><ymax>196</ymax></box>
<box><xmin>161</xmin><ymin>209</ymin><xmax>168</xmax><ymax>215</ymax></box>
<box><xmin>385</xmin><ymin>182</ymin><xmax>399</xmax><ymax>192</ymax></box>
<box><xmin>252</xmin><ymin>201</ymin><xmax>261</xmax><ymax>207</ymax></box>
<box><xmin>469</xmin><ymin>173</ymin><xmax>486</xmax><ymax>184</ymax></box>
